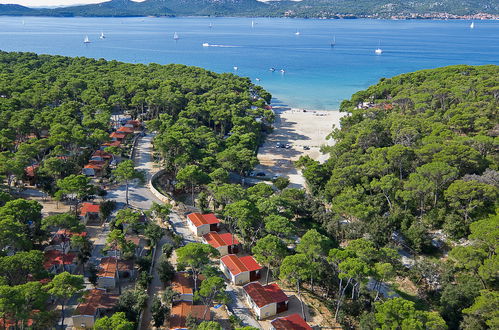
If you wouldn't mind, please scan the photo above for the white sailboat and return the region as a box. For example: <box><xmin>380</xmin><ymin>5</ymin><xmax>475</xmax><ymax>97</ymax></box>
<box><xmin>295</xmin><ymin>30</ymin><xmax>300</xmax><ymax>36</ymax></box>
<box><xmin>233</xmin><ymin>66</ymin><xmax>238</xmax><ymax>71</ymax></box>
<box><xmin>173</xmin><ymin>32</ymin><xmax>179</xmax><ymax>40</ymax></box>
<box><xmin>331</xmin><ymin>35</ymin><xmax>336</xmax><ymax>47</ymax></box>
<box><xmin>251</xmin><ymin>20</ymin><xmax>255</xmax><ymax>28</ymax></box>
<box><xmin>83</xmin><ymin>35</ymin><xmax>91</xmax><ymax>44</ymax></box>
<box><xmin>209</xmin><ymin>22</ymin><xmax>213</xmax><ymax>29</ymax></box>
<box><xmin>100</xmin><ymin>32</ymin><xmax>105</xmax><ymax>39</ymax></box>
<box><xmin>470</xmin><ymin>22</ymin><xmax>475</xmax><ymax>29</ymax></box>
<box><xmin>375</xmin><ymin>40</ymin><xmax>383</xmax><ymax>54</ymax></box>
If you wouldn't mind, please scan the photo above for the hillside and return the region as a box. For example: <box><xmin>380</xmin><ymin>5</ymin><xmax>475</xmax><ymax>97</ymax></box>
<box><xmin>0</xmin><ymin>0</ymin><xmax>498</xmax><ymax>18</ymax></box>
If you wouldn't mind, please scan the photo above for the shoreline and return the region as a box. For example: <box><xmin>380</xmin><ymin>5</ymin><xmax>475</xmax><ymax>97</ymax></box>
<box><xmin>254</xmin><ymin>105</ymin><xmax>346</xmax><ymax>189</ymax></box>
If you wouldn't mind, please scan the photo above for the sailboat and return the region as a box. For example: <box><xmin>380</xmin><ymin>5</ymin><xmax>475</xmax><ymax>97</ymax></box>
<box><xmin>83</xmin><ymin>35</ymin><xmax>91</xmax><ymax>44</ymax></box>
<box><xmin>295</xmin><ymin>30</ymin><xmax>300</xmax><ymax>36</ymax></box>
<box><xmin>100</xmin><ymin>32</ymin><xmax>105</xmax><ymax>39</ymax></box>
<box><xmin>209</xmin><ymin>22</ymin><xmax>213</xmax><ymax>29</ymax></box>
<box><xmin>375</xmin><ymin>40</ymin><xmax>383</xmax><ymax>54</ymax></box>
<box><xmin>173</xmin><ymin>32</ymin><xmax>179</xmax><ymax>40</ymax></box>
<box><xmin>331</xmin><ymin>35</ymin><xmax>336</xmax><ymax>47</ymax></box>
<box><xmin>251</xmin><ymin>20</ymin><xmax>255</xmax><ymax>28</ymax></box>
<box><xmin>470</xmin><ymin>22</ymin><xmax>475</xmax><ymax>29</ymax></box>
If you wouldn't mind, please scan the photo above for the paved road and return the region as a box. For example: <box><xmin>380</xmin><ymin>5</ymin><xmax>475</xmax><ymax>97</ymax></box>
<box><xmin>226</xmin><ymin>286</ymin><xmax>263</xmax><ymax>329</ymax></box>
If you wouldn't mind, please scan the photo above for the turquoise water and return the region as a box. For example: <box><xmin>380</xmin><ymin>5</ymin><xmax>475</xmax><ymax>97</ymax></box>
<box><xmin>0</xmin><ymin>16</ymin><xmax>498</xmax><ymax>109</ymax></box>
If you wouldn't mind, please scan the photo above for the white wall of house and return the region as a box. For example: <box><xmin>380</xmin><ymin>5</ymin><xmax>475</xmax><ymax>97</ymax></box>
<box><xmin>216</xmin><ymin>245</ymin><xmax>229</xmax><ymax>256</ymax></box>
<box><xmin>72</xmin><ymin>314</ymin><xmax>95</xmax><ymax>329</ymax></box>
<box><xmin>97</xmin><ymin>276</ymin><xmax>116</xmax><ymax>289</ymax></box>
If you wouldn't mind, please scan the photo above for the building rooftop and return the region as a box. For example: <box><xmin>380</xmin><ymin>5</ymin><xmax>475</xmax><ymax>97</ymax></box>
<box><xmin>170</xmin><ymin>302</ymin><xmax>210</xmax><ymax>329</ymax></box>
<box><xmin>243</xmin><ymin>282</ymin><xmax>288</xmax><ymax>308</ymax></box>
<box><xmin>43</xmin><ymin>250</ymin><xmax>76</xmax><ymax>270</ymax></box>
<box><xmin>102</xmin><ymin>141</ymin><xmax>121</xmax><ymax>148</ymax></box>
<box><xmin>74</xmin><ymin>289</ymin><xmax>119</xmax><ymax>316</ymax></box>
<box><xmin>271</xmin><ymin>313</ymin><xmax>312</xmax><ymax>330</ymax></box>
<box><xmin>92</xmin><ymin>150</ymin><xmax>113</xmax><ymax>159</ymax></box>
<box><xmin>25</xmin><ymin>164</ymin><xmax>40</xmax><ymax>177</ymax></box>
<box><xmin>221</xmin><ymin>254</ymin><xmax>262</xmax><ymax>275</ymax></box>
<box><xmin>117</xmin><ymin>126</ymin><xmax>135</xmax><ymax>134</ymax></box>
<box><xmin>187</xmin><ymin>213</ymin><xmax>220</xmax><ymax>227</ymax></box>
<box><xmin>98</xmin><ymin>257</ymin><xmax>117</xmax><ymax>278</ymax></box>
<box><xmin>80</xmin><ymin>203</ymin><xmax>100</xmax><ymax>216</ymax></box>
<box><xmin>110</xmin><ymin>132</ymin><xmax>126</xmax><ymax>139</ymax></box>
<box><xmin>203</xmin><ymin>232</ymin><xmax>239</xmax><ymax>248</ymax></box>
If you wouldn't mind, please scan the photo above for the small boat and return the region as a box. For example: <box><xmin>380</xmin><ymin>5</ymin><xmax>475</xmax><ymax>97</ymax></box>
<box><xmin>233</xmin><ymin>66</ymin><xmax>238</xmax><ymax>71</ymax></box>
<box><xmin>251</xmin><ymin>20</ymin><xmax>255</xmax><ymax>28</ymax></box>
<box><xmin>295</xmin><ymin>30</ymin><xmax>300</xmax><ymax>36</ymax></box>
<box><xmin>375</xmin><ymin>40</ymin><xmax>383</xmax><ymax>54</ymax></box>
<box><xmin>470</xmin><ymin>22</ymin><xmax>475</xmax><ymax>29</ymax></box>
<box><xmin>100</xmin><ymin>32</ymin><xmax>105</xmax><ymax>39</ymax></box>
<box><xmin>202</xmin><ymin>42</ymin><xmax>210</xmax><ymax>47</ymax></box>
<box><xmin>331</xmin><ymin>35</ymin><xmax>336</xmax><ymax>47</ymax></box>
<box><xmin>209</xmin><ymin>22</ymin><xmax>213</xmax><ymax>29</ymax></box>
<box><xmin>269</xmin><ymin>67</ymin><xmax>276</xmax><ymax>72</ymax></box>
<box><xmin>173</xmin><ymin>32</ymin><xmax>179</xmax><ymax>40</ymax></box>
<box><xmin>84</xmin><ymin>35</ymin><xmax>91</xmax><ymax>44</ymax></box>
<box><xmin>255</xmin><ymin>78</ymin><xmax>261</xmax><ymax>81</ymax></box>
<box><xmin>280</xmin><ymin>69</ymin><xmax>286</xmax><ymax>73</ymax></box>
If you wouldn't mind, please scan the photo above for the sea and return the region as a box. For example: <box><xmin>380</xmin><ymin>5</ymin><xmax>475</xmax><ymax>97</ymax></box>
<box><xmin>0</xmin><ymin>16</ymin><xmax>498</xmax><ymax>110</ymax></box>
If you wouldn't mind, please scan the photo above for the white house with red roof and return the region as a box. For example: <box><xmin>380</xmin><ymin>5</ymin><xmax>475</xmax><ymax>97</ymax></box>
<box><xmin>243</xmin><ymin>282</ymin><xmax>289</xmax><ymax>319</ymax></box>
<box><xmin>187</xmin><ymin>213</ymin><xmax>220</xmax><ymax>236</ymax></box>
<box><xmin>220</xmin><ymin>254</ymin><xmax>262</xmax><ymax>285</ymax></box>
<box><xmin>72</xmin><ymin>288</ymin><xmax>119</xmax><ymax>329</ymax></box>
<box><xmin>270</xmin><ymin>313</ymin><xmax>312</xmax><ymax>330</ymax></box>
<box><xmin>203</xmin><ymin>231</ymin><xmax>240</xmax><ymax>256</ymax></box>
<box><xmin>80</xmin><ymin>203</ymin><xmax>100</xmax><ymax>224</ymax></box>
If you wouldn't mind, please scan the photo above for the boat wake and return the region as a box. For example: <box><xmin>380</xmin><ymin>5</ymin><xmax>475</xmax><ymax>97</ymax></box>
<box><xmin>203</xmin><ymin>43</ymin><xmax>240</xmax><ymax>48</ymax></box>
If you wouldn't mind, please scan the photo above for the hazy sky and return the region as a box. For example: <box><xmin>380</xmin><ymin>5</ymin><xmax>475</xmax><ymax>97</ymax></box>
<box><xmin>0</xmin><ymin>0</ymin><xmax>145</xmax><ymax>7</ymax></box>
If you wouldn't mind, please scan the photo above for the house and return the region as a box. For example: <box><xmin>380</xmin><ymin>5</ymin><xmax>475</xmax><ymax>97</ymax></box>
<box><xmin>90</xmin><ymin>150</ymin><xmax>113</xmax><ymax>163</ymax></box>
<box><xmin>109</xmin><ymin>132</ymin><xmax>126</xmax><ymax>142</ymax></box>
<box><xmin>270</xmin><ymin>314</ymin><xmax>312</xmax><ymax>330</ymax></box>
<box><xmin>117</xmin><ymin>126</ymin><xmax>135</xmax><ymax>134</ymax></box>
<box><xmin>126</xmin><ymin>120</ymin><xmax>141</xmax><ymax>128</ymax></box>
<box><xmin>125</xmin><ymin>234</ymin><xmax>148</xmax><ymax>257</ymax></box>
<box><xmin>24</xmin><ymin>164</ymin><xmax>39</xmax><ymax>185</ymax></box>
<box><xmin>187</xmin><ymin>213</ymin><xmax>220</xmax><ymax>236</ymax></box>
<box><xmin>203</xmin><ymin>231</ymin><xmax>240</xmax><ymax>256</ymax></box>
<box><xmin>243</xmin><ymin>282</ymin><xmax>289</xmax><ymax>320</ymax></box>
<box><xmin>169</xmin><ymin>302</ymin><xmax>211</xmax><ymax>330</ymax></box>
<box><xmin>101</xmin><ymin>140</ymin><xmax>121</xmax><ymax>149</ymax></box>
<box><xmin>96</xmin><ymin>257</ymin><xmax>118</xmax><ymax>289</ymax></box>
<box><xmin>171</xmin><ymin>272</ymin><xmax>204</xmax><ymax>302</ymax></box>
<box><xmin>43</xmin><ymin>250</ymin><xmax>77</xmax><ymax>274</ymax></box>
<box><xmin>72</xmin><ymin>288</ymin><xmax>119</xmax><ymax>329</ymax></box>
<box><xmin>220</xmin><ymin>254</ymin><xmax>262</xmax><ymax>285</ymax></box>
<box><xmin>80</xmin><ymin>203</ymin><xmax>100</xmax><ymax>224</ymax></box>
<box><xmin>82</xmin><ymin>160</ymin><xmax>107</xmax><ymax>177</ymax></box>
<box><xmin>46</xmin><ymin>230</ymin><xmax>87</xmax><ymax>253</ymax></box>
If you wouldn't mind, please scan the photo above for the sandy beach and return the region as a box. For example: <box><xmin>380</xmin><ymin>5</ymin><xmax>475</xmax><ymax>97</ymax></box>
<box><xmin>254</xmin><ymin>105</ymin><xmax>346</xmax><ymax>189</ymax></box>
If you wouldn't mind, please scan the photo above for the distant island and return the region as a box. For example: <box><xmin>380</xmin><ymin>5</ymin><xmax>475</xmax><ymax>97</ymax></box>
<box><xmin>1</xmin><ymin>0</ymin><xmax>498</xmax><ymax>19</ymax></box>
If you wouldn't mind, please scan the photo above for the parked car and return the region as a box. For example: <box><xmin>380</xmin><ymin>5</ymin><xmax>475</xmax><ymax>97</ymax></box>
<box><xmin>275</xmin><ymin>143</ymin><xmax>282</xmax><ymax>148</ymax></box>
<box><xmin>285</xmin><ymin>144</ymin><xmax>291</xmax><ymax>149</ymax></box>
<box><xmin>303</xmin><ymin>146</ymin><xmax>310</xmax><ymax>150</ymax></box>
<box><xmin>256</xmin><ymin>172</ymin><xmax>266</xmax><ymax>177</ymax></box>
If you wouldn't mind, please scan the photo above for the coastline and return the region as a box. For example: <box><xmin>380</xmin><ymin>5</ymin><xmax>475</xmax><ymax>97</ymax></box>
<box><xmin>254</xmin><ymin>105</ymin><xmax>346</xmax><ymax>189</ymax></box>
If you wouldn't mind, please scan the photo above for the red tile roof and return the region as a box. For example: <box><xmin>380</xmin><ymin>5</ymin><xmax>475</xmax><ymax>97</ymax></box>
<box><xmin>92</xmin><ymin>150</ymin><xmax>113</xmax><ymax>159</ymax></box>
<box><xmin>84</xmin><ymin>163</ymin><xmax>104</xmax><ymax>170</ymax></box>
<box><xmin>98</xmin><ymin>257</ymin><xmax>117</xmax><ymax>278</ymax></box>
<box><xmin>271</xmin><ymin>314</ymin><xmax>312</xmax><ymax>330</ymax></box>
<box><xmin>56</xmin><ymin>229</ymin><xmax>87</xmax><ymax>237</ymax></box>
<box><xmin>102</xmin><ymin>141</ymin><xmax>121</xmax><ymax>147</ymax></box>
<box><xmin>243</xmin><ymin>282</ymin><xmax>288</xmax><ymax>308</ymax></box>
<box><xmin>203</xmin><ymin>232</ymin><xmax>239</xmax><ymax>248</ymax></box>
<box><xmin>74</xmin><ymin>289</ymin><xmax>119</xmax><ymax>316</ymax></box>
<box><xmin>80</xmin><ymin>203</ymin><xmax>100</xmax><ymax>216</ymax></box>
<box><xmin>117</xmin><ymin>126</ymin><xmax>134</xmax><ymax>134</ymax></box>
<box><xmin>25</xmin><ymin>164</ymin><xmax>40</xmax><ymax>177</ymax></box>
<box><xmin>110</xmin><ymin>132</ymin><xmax>126</xmax><ymax>139</ymax></box>
<box><xmin>187</xmin><ymin>213</ymin><xmax>220</xmax><ymax>228</ymax></box>
<box><xmin>221</xmin><ymin>254</ymin><xmax>261</xmax><ymax>275</ymax></box>
<box><xmin>170</xmin><ymin>302</ymin><xmax>211</xmax><ymax>329</ymax></box>
<box><xmin>172</xmin><ymin>272</ymin><xmax>194</xmax><ymax>295</ymax></box>
<box><xmin>43</xmin><ymin>250</ymin><xmax>76</xmax><ymax>269</ymax></box>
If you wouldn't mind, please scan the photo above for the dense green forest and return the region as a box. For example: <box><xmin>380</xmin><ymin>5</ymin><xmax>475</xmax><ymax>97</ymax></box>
<box><xmin>0</xmin><ymin>51</ymin><xmax>270</xmax><ymax>328</ymax></box>
<box><xmin>0</xmin><ymin>0</ymin><xmax>497</xmax><ymax>17</ymax></box>
<box><xmin>297</xmin><ymin>65</ymin><xmax>498</xmax><ymax>328</ymax></box>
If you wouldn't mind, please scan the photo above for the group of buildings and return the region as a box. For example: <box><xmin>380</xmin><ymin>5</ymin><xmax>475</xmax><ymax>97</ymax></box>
<box><xmin>167</xmin><ymin>212</ymin><xmax>312</xmax><ymax>329</ymax></box>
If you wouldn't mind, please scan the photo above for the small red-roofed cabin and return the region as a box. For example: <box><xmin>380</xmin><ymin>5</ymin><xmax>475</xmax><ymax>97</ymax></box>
<box><xmin>117</xmin><ymin>126</ymin><xmax>135</xmax><ymax>134</ymax></box>
<box><xmin>46</xmin><ymin>230</ymin><xmax>87</xmax><ymax>253</ymax></box>
<box><xmin>187</xmin><ymin>213</ymin><xmax>220</xmax><ymax>236</ymax></box>
<box><xmin>126</xmin><ymin>120</ymin><xmax>141</xmax><ymax>128</ymax></box>
<box><xmin>203</xmin><ymin>231</ymin><xmax>240</xmax><ymax>256</ymax></box>
<box><xmin>72</xmin><ymin>288</ymin><xmax>119</xmax><ymax>329</ymax></box>
<box><xmin>220</xmin><ymin>254</ymin><xmax>262</xmax><ymax>285</ymax></box>
<box><xmin>101</xmin><ymin>140</ymin><xmax>121</xmax><ymax>149</ymax></box>
<box><xmin>243</xmin><ymin>282</ymin><xmax>289</xmax><ymax>319</ymax></box>
<box><xmin>91</xmin><ymin>150</ymin><xmax>113</xmax><ymax>162</ymax></box>
<box><xmin>109</xmin><ymin>132</ymin><xmax>126</xmax><ymax>142</ymax></box>
<box><xmin>82</xmin><ymin>160</ymin><xmax>107</xmax><ymax>177</ymax></box>
<box><xmin>171</xmin><ymin>272</ymin><xmax>203</xmax><ymax>302</ymax></box>
<box><xmin>270</xmin><ymin>313</ymin><xmax>312</xmax><ymax>330</ymax></box>
<box><xmin>43</xmin><ymin>250</ymin><xmax>77</xmax><ymax>274</ymax></box>
<box><xmin>96</xmin><ymin>257</ymin><xmax>117</xmax><ymax>289</ymax></box>
<box><xmin>170</xmin><ymin>302</ymin><xmax>211</xmax><ymax>330</ymax></box>
<box><xmin>24</xmin><ymin>164</ymin><xmax>40</xmax><ymax>185</ymax></box>
<box><xmin>80</xmin><ymin>203</ymin><xmax>100</xmax><ymax>224</ymax></box>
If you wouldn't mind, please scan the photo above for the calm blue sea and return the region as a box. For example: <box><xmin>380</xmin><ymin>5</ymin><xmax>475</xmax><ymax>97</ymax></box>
<box><xmin>0</xmin><ymin>16</ymin><xmax>498</xmax><ymax>109</ymax></box>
